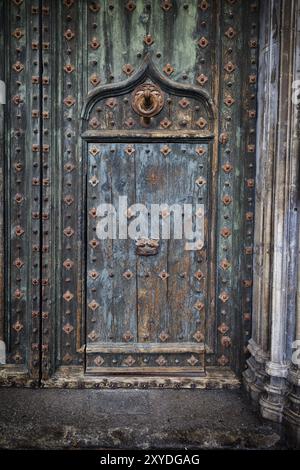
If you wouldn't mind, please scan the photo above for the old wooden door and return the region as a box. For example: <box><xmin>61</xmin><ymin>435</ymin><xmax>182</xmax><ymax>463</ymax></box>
<box><xmin>0</xmin><ymin>0</ymin><xmax>258</xmax><ymax>388</ymax></box>
<box><xmin>82</xmin><ymin>58</ymin><xmax>213</xmax><ymax>376</ymax></box>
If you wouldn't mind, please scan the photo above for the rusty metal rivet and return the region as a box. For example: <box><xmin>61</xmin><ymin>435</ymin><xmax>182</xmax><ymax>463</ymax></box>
<box><xmin>161</xmin><ymin>0</ymin><xmax>172</xmax><ymax>11</ymax></box>
<box><xmin>225</xmin><ymin>27</ymin><xmax>237</xmax><ymax>39</ymax></box>
<box><xmin>64</xmin><ymin>29</ymin><xmax>75</xmax><ymax>41</ymax></box>
<box><xmin>89</xmin><ymin>1</ymin><xmax>100</xmax><ymax>12</ymax></box>
<box><xmin>125</xmin><ymin>1</ymin><xmax>136</xmax><ymax>12</ymax></box>
<box><xmin>199</xmin><ymin>0</ymin><xmax>209</xmax><ymax>11</ymax></box>
<box><xmin>144</xmin><ymin>34</ymin><xmax>154</xmax><ymax>46</ymax></box>
<box><xmin>196</xmin><ymin>117</ymin><xmax>207</xmax><ymax>129</ymax></box>
<box><xmin>90</xmin><ymin>37</ymin><xmax>100</xmax><ymax>49</ymax></box>
<box><xmin>163</xmin><ymin>63</ymin><xmax>174</xmax><ymax>76</ymax></box>
<box><xmin>198</xmin><ymin>36</ymin><xmax>209</xmax><ymax>48</ymax></box>
<box><xmin>122</xmin><ymin>63</ymin><xmax>134</xmax><ymax>76</ymax></box>
<box><xmin>197</xmin><ymin>74</ymin><xmax>208</xmax><ymax>86</ymax></box>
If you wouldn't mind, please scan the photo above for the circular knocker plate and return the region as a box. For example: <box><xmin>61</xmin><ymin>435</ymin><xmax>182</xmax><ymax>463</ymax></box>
<box><xmin>131</xmin><ymin>83</ymin><xmax>164</xmax><ymax>118</ymax></box>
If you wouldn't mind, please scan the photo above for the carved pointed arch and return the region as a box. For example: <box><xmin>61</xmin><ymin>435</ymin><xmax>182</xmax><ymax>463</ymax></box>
<box><xmin>81</xmin><ymin>55</ymin><xmax>214</xmax><ymax>141</ymax></box>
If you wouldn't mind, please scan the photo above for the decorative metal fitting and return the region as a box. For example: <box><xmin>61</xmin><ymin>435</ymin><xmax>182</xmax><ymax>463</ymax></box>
<box><xmin>12</xmin><ymin>61</ymin><xmax>24</xmax><ymax>73</ymax></box>
<box><xmin>220</xmin><ymin>227</ymin><xmax>231</xmax><ymax>238</ymax></box>
<box><xmin>123</xmin><ymin>331</ymin><xmax>134</xmax><ymax>342</ymax></box>
<box><xmin>197</xmin><ymin>74</ymin><xmax>208</xmax><ymax>86</ymax></box>
<box><xmin>196</xmin><ymin>117</ymin><xmax>207</xmax><ymax>129</ymax></box>
<box><xmin>89</xmin><ymin>117</ymin><xmax>100</xmax><ymax>129</ymax></box>
<box><xmin>199</xmin><ymin>0</ymin><xmax>209</xmax><ymax>12</ymax></box>
<box><xmin>64</xmin><ymin>195</ymin><xmax>74</xmax><ymax>206</ymax></box>
<box><xmin>63</xmin><ymin>226</ymin><xmax>74</xmax><ymax>238</ymax></box>
<box><xmin>195</xmin><ymin>176</ymin><xmax>207</xmax><ymax>187</ymax></box>
<box><xmin>220</xmin><ymin>259</ymin><xmax>231</xmax><ymax>270</ymax></box>
<box><xmin>63</xmin><ymin>259</ymin><xmax>74</xmax><ymax>270</ymax></box>
<box><xmin>222</xmin><ymin>162</ymin><xmax>233</xmax><ymax>173</ymax></box>
<box><xmin>64</xmin><ymin>29</ymin><xmax>75</xmax><ymax>41</ymax></box>
<box><xmin>125</xmin><ymin>1</ymin><xmax>136</xmax><ymax>12</ymax></box>
<box><xmin>187</xmin><ymin>355</ymin><xmax>199</xmax><ymax>366</ymax></box>
<box><xmin>89</xmin><ymin>208</ymin><xmax>97</xmax><ymax>218</ymax></box>
<box><xmin>159</xmin><ymin>145</ymin><xmax>170</xmax><ymax>157</ymax></box>
<box><xmin>105</xmin><ymin>97</ymin><xmax>116</xmax><ymax>109</ymax></box>
<box><xmin>13</xmin><ymin>320</ymin><xmax>24</xmax><ymax>333</ymax></box>
<box><xmin>218</xmin><ymin>323</ymin><xmax>229</xmax><ymax>334</ymax></box>
<box><xmin>88</xmin><ymin>270</ymin><xmax>100</xmax><ymax>280</ymax></box>
<box><xmin>89</xmin><ymin>145</ymin><xmax>100</xmax><ymax>156</ymax></box>
<box><xmin>179</xmin><ymin>98</ymin><xmax>190</xmax><ymax>109</ymax></box>
<box><xmin>88</xmin><ymin>300</ymin><xmax>100</xmax><ymax>311</ymax></box>
<box><xmin>64</xmin><ymin>63</ymin><xmax>75</xmax><ymax>74</ymax></box>
<box><xmin>246</xmin><ymin>178</ymin><xmax>255</xmax><ymax>188</ymax></box>
<box><xmin>94</xmin><ymin>356</ymin><xmax>104</xmax><ymax>366</ymax></box>
<box><xmin>89</xmin><ymin>175</ymin><xmax>99</xmax><ymax>187</ymax></box>
<box><xmin>123</xmin><ymin>270</ymin><xmax>133</xmax><ymax>280</ymax></box>
<box><xmin>219</xmin><ymin>292</ymin><xmax>230</xmax><ymax>303</ymax></box>
<box><xmin>88</xmin><ymin>330</ymin><xmax>99</xmax><ymax>342</ymax></box>
<box><xmin>64</xmin><ymin>95</ymin><xmax>75</xmax><ymax>107</ymax></box>
<box><xmin>15</xmin><ymin>225</ymin><xmax>25</xmax><ymax>237</ymax></box>
<box><xmin>196</xmin><ymin>147</ymin><xmax>207</xmax><ymax>156</ymax></box>
<box><xmin>224</xmin><ymin>61</ymin><xmax>236</xmax><ymax>73</ymax></box>
<box><xmin>194</xmin><ymin>301</ymin><xmax>205</xmax><ymax>311</ymax></box>
<box><xmin>89</xmin><ymin>1</ymin><xmax>100</xmax><ymax>13</ymax></box>
<box><xmin>159</xmin><ymin>271</ymin><xmax>169</xmax><ymax>280</ymax></box>
<box><xmin>248</xmin><ymin>110</ymin><xmax>256</xmax><ymax>118</ymax></box>
<box><xmin>64</xmin><ymin>0</ymin><xmax>74</xmax><ymax>7</ymax></box>
<box><xmin>89</xmin><ymin>239</ymin><xmax>100</xmax><ymax>249</ymax></box>
<box><xmin>218</xmin><ymin>355</ymin><xmax>229</xmax><ymax>366</ymax></box>
<box><xmin>161</xmin><ymin>0</ymin><xmax>172</xmax><ymax>11</ymax></box>
<box><xmin>194</xmin><ymin>271</ymin><xmax>204</xmax><ymax>281</ymax></box>
<box><xmin>123</xmin><ymin>355</ymin><xmax>136</xmax><ymax>366</ymax></box>
<box><xmin>159</xmin><ymin>331</ymin><xmax>169</xmax><ymax>342</ymax></box>
<box><xmin>198</xmin><ymin>37</ymin><xmax>209</xmax><ymax>48</ymax></box>
<box><xmin>124</xmin><ymin>145</ymin><xmax>135</xmax><ymax>156</ymax></box>
<box><xmin>63</xmin><ymin>290</ymin><xmax>74</xmax><ymax>302</ymax></box>
<box><xmin>14</xmin><ymin>258</ymin><xmax>24</xmax><ymax>269</ymax></box>
<box><xmin>156</xmin><ymin>355</ymin><xmax>167</xmax><ymax>366</ymax></box>
<box><xmin>90</xmin><ymin>37</ymin><xmax>100</xmax><ymax>49</ymax></box>
<box><xmin>225</xmin><ymin>27</ymin><xmax>237</xmax><ymax>39</ymax></box>
<box><xmin>63</xmin><ymin>323</ymin><xmax>74</xmax><ymax>334</ymax></box>
<box><xmin>144</xmin><ymin>34</ymin><xmax>154</xmax><ymax>46</ymax></box>
<box><xmin>122</xmin><ymin>64</ymin><xmax>134</xmax><ymax>76</ymax></box>
<box><xmin>249</xmin><ymin>38</ymin><xmax>258</xmax><ymax>48</ymax></box>
<box><xmin>163</xmin><ymin>63</ymin><xmax>174</xmax><ymax>76</ymax></box>
<box><xmin>160</xmin><ymin>118</ymin><xmax>171</xmax><ymax>129</ymax></box>
<box><xmin>224</xmin><ymin>95</ymin><xmax>235</xmax><ymax>107</ymax></box>
<box><xmin>222</xmin><ymin>195</ymin><xmax>232</xmax><ymax>206</ymax></box>
<box><xmin>90</xmin><ymin>74</ymin><xmax>101</xmax><ymax>86</ymax></box>
<box><xmin>132</xmin><ymin>83</ymin><xmax>164</xmax><ymax>120</ymax></box>
<box><xmin>12</xmin><ymin>29</ymin><xmax>24</xmax><ymax>40</ymax></box>
<box><xmin>193</xmin><ymin>330</ymin><xmax>204</xmax><ymax>343</ymax></box>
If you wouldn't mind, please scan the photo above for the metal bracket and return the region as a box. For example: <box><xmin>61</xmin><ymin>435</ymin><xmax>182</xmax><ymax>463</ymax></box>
<box><xmin>0</xmin><ymin>81</ymin><xmax>6</xmax><ymax>105</ymax></box>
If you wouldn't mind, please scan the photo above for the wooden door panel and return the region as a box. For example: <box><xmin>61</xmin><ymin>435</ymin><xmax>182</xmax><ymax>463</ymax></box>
<box><xmin>0</xmin><ymin>0</ymin><xmax>258</xmax><ymax>387</ymax></box>
<box><xmin>86</xmin><ymin>141</ymin><xmax>209</xmax><ymax>375</ymax></box>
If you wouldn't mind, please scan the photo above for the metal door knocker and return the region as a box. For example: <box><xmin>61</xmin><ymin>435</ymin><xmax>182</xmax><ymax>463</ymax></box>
<box><xmin>132</xmin><ymin>83</ymin><xmax>164</xmax><ymax>125</ymax></box>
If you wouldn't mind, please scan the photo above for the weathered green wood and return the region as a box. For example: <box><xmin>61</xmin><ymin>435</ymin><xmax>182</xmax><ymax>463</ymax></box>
<box><xmin>0</xmin><ymin>0</ymin><xmax>259</xmax><ymax>386</ymax></box>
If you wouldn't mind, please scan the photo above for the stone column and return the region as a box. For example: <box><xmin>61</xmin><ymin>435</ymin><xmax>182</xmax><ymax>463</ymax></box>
<box><xmin>244</xmin><ymin>0</ymin><xmax>300</xmax><ymax>433</ymax></box>
<box><xmin>243</xmin><ymin>0</ymin><xmax>280</xmax><ymax>401</ymax></box>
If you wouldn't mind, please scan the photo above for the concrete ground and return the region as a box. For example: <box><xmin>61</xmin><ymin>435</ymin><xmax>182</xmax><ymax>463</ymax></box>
<box><xmin>0</xmin><ymin>388</ymin><xmax>290</xmax><ymax>449</ymax></box>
